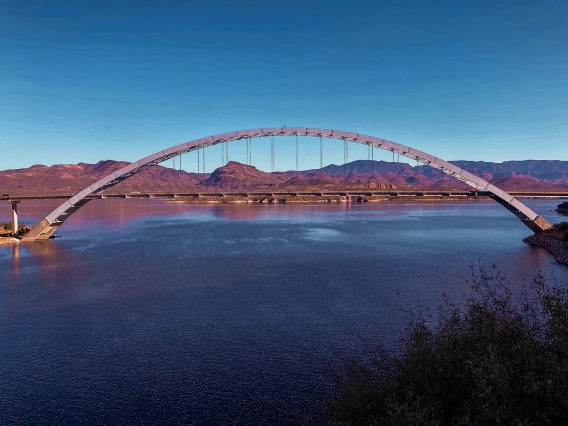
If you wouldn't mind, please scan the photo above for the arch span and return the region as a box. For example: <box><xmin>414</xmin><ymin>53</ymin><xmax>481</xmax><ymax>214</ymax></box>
<box><xmin>22</xmin><ymin>127</ymin><xmax>553</xmax><ymax>241</ymax></box>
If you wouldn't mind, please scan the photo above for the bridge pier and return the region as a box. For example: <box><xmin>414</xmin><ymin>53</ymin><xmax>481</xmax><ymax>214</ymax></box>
<box><xmin>9</xmin><ymin>200</ymin><xmax>20</xmax><ymax>237</ymax></box>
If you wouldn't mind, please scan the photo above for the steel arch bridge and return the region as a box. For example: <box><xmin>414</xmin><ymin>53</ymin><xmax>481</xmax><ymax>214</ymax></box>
<box><xmin>22</xmin><ymin>127</ymin><xmax>553</xmax><ymax>241</ymax></box>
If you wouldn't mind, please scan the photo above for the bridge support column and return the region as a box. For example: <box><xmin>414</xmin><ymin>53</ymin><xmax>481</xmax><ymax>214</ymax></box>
<box><xmin>10</xmin><ymin>200</ymin><xmax>20</xmax><ymax>237</ymax></box>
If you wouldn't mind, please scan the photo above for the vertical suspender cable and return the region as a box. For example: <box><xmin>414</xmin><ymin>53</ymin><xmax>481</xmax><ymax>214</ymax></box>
<box><xmin>417</xmin><ymin>158</ymin><xmax>421</xmax><ymax>193</ymax></box>
<box><xmin>367</xmin><ymin>143</ymin><xmax>370</xmax><ymax>178</ymax></box>
<box><xmin>320</xmin><ymin>135</ymin><xmax>323</xmax><ymax>174</ymax></box>
<box><xmin>371</xmin><ymin>143</ymin><xmax>374</xmax><ymax>176</ymax></box>
<box><xmin>198</xmin><ymin>149</ymin><xmax>200</xmax><ymax>174</ymax></box>
<box><xmin>399</xmin><ymin>151</ymin><xmax>401</xmax><ymax>190</ymax></box>
<box><xmin>390</xmin><ymin>151</ymin><xmax>394</xmax><ymax>195</ymax></box>
<box><xmin>343</xmin><ymin>140</ymin><xmax>345</xmax><ymax>176</ymax></box>
<box><xmin>227</xmin><ymin>141</ymin><xmax>229</xmax><ymax>163</ymax></box>
<box><xmin>271</xmin><ymin>136</ymin><xmax>274</xmax><ymax>172</ymax></box>
<box><xmin>246</xmin><ymin>138</ymin><xmax>249</xmax><ymax>165</ymax></box>
<box><xmin>392</xmin><ymin>151</ymin><xmax>395</xmax><ymax>183</ymax></box>
<box><xmin>344</xmin><ymin>139</ymin><xmax>347</xmax><ymax>178</ymax></box>
<box><xmin>296</xmin><ymin>134</ymin><xmax>298</xmax><ymax>172</ymax></box>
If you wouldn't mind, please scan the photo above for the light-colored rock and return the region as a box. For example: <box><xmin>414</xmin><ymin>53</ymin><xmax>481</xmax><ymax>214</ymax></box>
<box><xmin>0</xmin><ymin>237</ymin><xmax>20</xmax><ymax>245</ymax></box>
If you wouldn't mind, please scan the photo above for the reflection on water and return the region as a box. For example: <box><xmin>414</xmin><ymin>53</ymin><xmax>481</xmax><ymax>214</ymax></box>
<box><xmin>2</xmin><ymin>197</ymin><xmax>566</xmax><ymax>231</ymax></box>
<box><xmin>11</xmin><ymin>243</ymin><xmax>19</xmax><ymax>276</ymax></box>
<box><xmin>0</xmin><ymin>198</ymin><xmax>567</xmax><ymax>425</ymax></box>
<box><xmin>4</xmin><ymin>237</ymin><xmax>72</xmax><ymax>278</ymax></box>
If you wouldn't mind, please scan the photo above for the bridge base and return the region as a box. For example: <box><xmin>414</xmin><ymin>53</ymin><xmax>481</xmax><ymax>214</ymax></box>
<box><xmin>523</xmin><ymin>215</ymin><xmax>555</xmax><ymax>233</ymax></box>
<box><xmin>10</xmin><ymin>200</ymin><xmax>20</xmax><ymax>237</ymax></box>
<box><xmin>21</xmin><ymin>199</ymin><xmax>92</xmax><ymax>242</ymax></box>
<box><xmin>20</xmin><ymin>218</ymin><xmax>59</xmax><ymax>242</ymax></box>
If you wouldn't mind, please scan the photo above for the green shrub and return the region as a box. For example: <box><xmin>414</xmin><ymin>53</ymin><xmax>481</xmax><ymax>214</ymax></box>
<box><xmin>558</xmin><ymin>201</ymin><xmax>568</xmax><ymax>210</ymax></box>
<box><xmin>555</xmin><ymin>221</ymin><xmax>568</xmax><ymax>231</ymax></box>
<box><xmin>325</xmin><ymin>264</ymin><xmax>568</xmax><ymax>425</ymax></box>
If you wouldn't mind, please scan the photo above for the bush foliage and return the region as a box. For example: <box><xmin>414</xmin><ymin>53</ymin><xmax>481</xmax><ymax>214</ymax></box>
<box><xmin>325</xmin><ymin>264</ymin><xmax>568</xmax><ymax>425</ymax></box>
<box><xmin>0</xmin><ymin>222</ymin><xmax>30</xmax><ymax>236</ymax></box>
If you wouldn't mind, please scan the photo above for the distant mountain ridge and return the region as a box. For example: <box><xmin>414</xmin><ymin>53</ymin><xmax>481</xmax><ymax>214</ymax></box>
<box><xmin>0</xmin><ymin>160</ymin><xmax>208</xmax><ymax>194</ymax></box>
<box><xmin>1</xmin><ymin>159</ymin><xmax>567</xmax><ymax>194</ymax></box>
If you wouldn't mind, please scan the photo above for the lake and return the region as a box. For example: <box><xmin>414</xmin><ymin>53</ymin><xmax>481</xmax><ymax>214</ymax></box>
<box><xmin>1</xmin><ymin>199</ymin><xmax>567</xmax><ymax>425</ymax></box>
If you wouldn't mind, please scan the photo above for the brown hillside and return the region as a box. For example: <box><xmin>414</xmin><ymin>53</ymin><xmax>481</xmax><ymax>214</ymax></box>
<box><xmin>198</xmin><ymin>161</ymin><xmax>284</xmax><ymax>189</ymax></box>
<box><xmin>0</xmin><ymin>160</ymin><xmax>207</xmax><ymax>194</ymax></box>
<box><xmin>1</xmin><ymin>160</ymin><xmax>567</xmax><ymax>195</ymax></box>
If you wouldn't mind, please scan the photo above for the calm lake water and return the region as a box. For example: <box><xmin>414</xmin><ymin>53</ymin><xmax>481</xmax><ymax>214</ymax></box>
<box><xmin>1</xmin><ymin>199</ymin><xmax>567</xmax><ymax>425</ymax></box>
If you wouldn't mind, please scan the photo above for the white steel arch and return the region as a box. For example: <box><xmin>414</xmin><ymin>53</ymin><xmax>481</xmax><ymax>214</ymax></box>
<box><xmin>22</xmin><ymin>127</ymin><xmax>553</xmax><ymax>241</ymax></box>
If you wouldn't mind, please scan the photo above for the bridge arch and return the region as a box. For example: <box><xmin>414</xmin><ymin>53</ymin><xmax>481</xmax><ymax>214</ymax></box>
<box><xmin>22</xmin><ymin>127</ymin><xmax>553</xmax><ymax>241</ymax></box>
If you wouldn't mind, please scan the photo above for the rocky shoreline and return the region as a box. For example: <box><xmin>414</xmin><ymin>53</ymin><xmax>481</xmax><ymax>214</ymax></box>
<box><xmin>0</xmin><ymin>237</ymin><xmax>20</xmax><ymax>245</ymax></box>
<box><xmin>523</xmin><ymin>234</ymin><xmax>568</xmax><ymax>266</ymax></box>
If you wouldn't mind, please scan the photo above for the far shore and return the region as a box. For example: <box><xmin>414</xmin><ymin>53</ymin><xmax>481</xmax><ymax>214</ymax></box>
<box><xmin>167</xmin><ymin>195</ymin><xmax>493</xmax><ymax>204</ymax></box>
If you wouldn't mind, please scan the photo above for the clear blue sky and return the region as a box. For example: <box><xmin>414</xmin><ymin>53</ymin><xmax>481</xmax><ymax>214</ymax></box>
<box><xmin>1</xmin><ymin>0</ymin><xmax>567</xmax><ymax>172</ymax></box>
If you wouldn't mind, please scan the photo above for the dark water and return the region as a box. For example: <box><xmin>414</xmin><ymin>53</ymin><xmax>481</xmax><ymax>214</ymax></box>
<box><xmin>1</xmin><ymin>199</ymin><xmax>567</xmax><ymax>425</ymax></box>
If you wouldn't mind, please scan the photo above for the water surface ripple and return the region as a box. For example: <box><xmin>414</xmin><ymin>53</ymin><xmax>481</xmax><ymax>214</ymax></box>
<box><xmin>1</xmin><ymin>199</ymin><xmax>567</xmax><ymax>424</ymax></box>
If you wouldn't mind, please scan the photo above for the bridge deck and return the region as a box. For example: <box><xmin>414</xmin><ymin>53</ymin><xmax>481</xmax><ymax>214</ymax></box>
<box><xmin>3</xmin><ymin>190</ymin><xmax>568</xmax><ymax>201</ymax></box>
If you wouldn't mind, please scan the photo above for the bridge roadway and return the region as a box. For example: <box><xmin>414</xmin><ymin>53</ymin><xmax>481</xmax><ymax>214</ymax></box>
<box><xmin>3</xmin><ymin>190</ymin><xmax>568</xmax><ymax>201</ymax></box>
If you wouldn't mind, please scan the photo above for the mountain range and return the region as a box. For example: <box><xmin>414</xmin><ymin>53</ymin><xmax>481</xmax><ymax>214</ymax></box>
<box><xmin>1</xmin><ymin>159</ymin><xmax>567</xmax><ymax>194</ymax></box>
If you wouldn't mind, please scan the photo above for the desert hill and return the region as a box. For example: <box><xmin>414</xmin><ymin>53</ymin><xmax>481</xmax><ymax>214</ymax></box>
<box><xmin>0</xmin><ymin>160</ymin><xmax>207</xmax><ymax>194</ymax></box>
<box><xmin>1</xmin><ymin>159</ymin><xmax>567</xmax><ymax>194</ymax></box>
<box><xmin>199</xmin><ymin>161</ymin><xmax>283</xmax><ymax>189</ymax></box>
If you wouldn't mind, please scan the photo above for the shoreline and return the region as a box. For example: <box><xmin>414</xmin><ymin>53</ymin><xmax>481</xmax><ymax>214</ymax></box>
<box><xmin>0</xmin><ymin>237</ymin><xmax>20</xmax><ymax>245</ymax></box>
<box><xmin>524</xmin><ymin>234</ymin><xmax>568</xmax><ymax>266</ymax></box>
<box><xmin>167</xmin><ymin>195</ymin><xmax>492</xmax><ymax>204</ymax></box>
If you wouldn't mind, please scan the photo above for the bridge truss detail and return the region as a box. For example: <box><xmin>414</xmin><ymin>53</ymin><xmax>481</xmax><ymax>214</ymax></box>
<box><xmin>22</xmin><ymin>127</ymin><xmax>553</xmax><ymax>241</ymax></box>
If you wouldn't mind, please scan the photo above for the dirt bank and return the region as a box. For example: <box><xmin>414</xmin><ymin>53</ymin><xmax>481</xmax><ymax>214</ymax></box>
<box><xmin>523</xmin><ymin>234</ymin><xmax>568</xmax><ymax>266</ymax></box>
